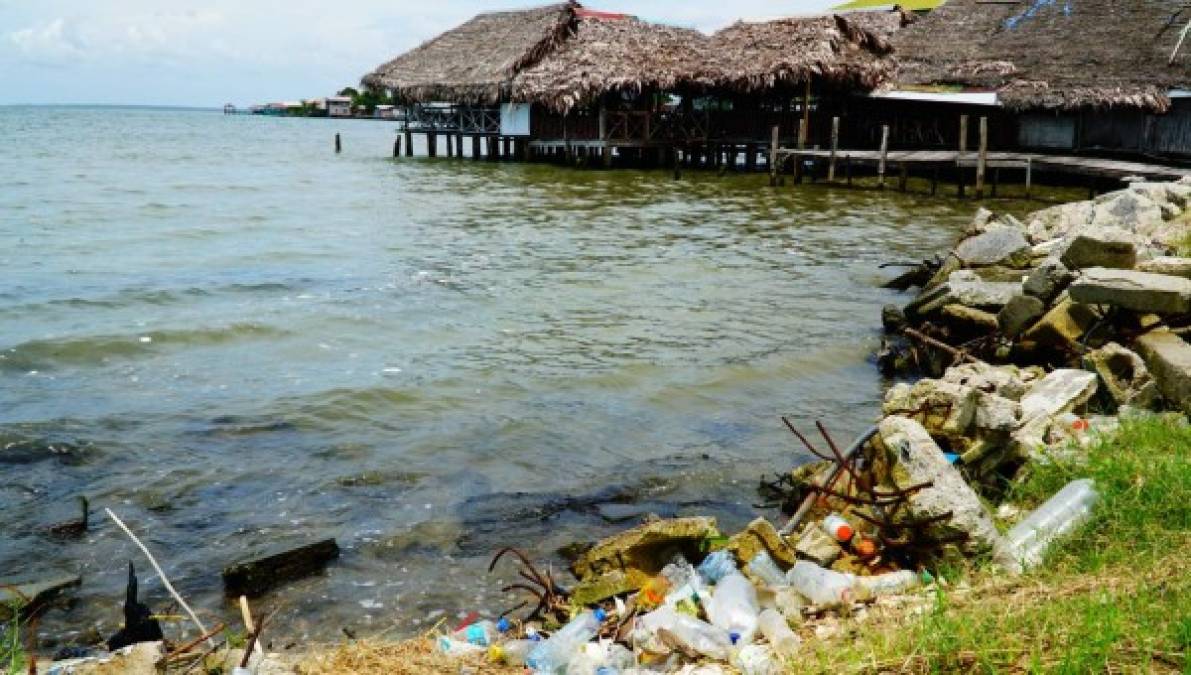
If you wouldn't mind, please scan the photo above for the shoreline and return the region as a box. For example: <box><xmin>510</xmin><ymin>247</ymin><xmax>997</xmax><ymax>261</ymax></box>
<box><xmin>18</xmin><ymin>177</ymin><xmax>1191</xmax><ymax>671</ymax></box>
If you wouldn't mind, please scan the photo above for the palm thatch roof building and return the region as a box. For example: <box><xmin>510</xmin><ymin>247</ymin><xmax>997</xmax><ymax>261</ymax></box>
<box><xmin>893</xmin><ymin>0</ymin><xmax>1191</xmax><ymax>113</ymax></box>
<box><xmin>362</xmin><ymin>2</ymin><xmax>577</xmax><ymax>105</ymax></box>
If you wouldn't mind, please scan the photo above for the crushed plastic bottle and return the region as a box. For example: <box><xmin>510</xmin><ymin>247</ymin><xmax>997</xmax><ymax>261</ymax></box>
<box><xmin>697</xmin><ymin>550</ymin><xmax>736</xmax><ymax>584</ymax></box>
<box><xmin>489</xmin><ymin>639</ymin><xmax>536</xmax><ymax>666</ymax></box>
<box><xmin>704</xmin><ymin>571</ymin><xmax>759</xmax><ymax>645</ymax></box>
<box><xmin>730</xmin><ymin>643</ymin><xmax>781</xmax><ymax>675</ymax></box>
<box><xmin>756</xmin><ymin>609</ymin><xmax>800</xmax><ymax>658</ymax></box>
<box><xmin>567</xmin><ymin>641</ymin><xmax>636</xmax><ymax>675</ymax></box>
<box><xmin>437</xmin><ymin>635</ymin><xmax>485</xmax><ymax>657</ymax></box>
<box><xmin>633</xmin><ymin>606</ymin><xmax>732</xmax><ymax>661</ymax></box>
<box><xmin>744</xmin><ymin>551</ymin><xmax>787</xmax><ymax>588</ymax></box>
<box><xmin>786</xmin><ymin>561</ymin><xmax>855</xmax><ymax>607</ymax></box>
<box><xmin>1005</xmin><ymin>478</ymin><xmax>1098</xmax><ymax>570</ymax></box>
<box><xmin>526</xmin><ymin>608</ymin><xmax>607</xmax><ymax>674</ymax></box>
<box><xmin>854</xmin><ymin>570</ymin><xmax>920</xmax><ymax>597</ymax></box>
<box><xmin>452</xmin><ymin>619</ymin><xmax>503</xmax><ymax>646</ymax></box>
<box><xmin>661</xmin><ymin>558</ymin><xmax>710</xmax><ymax>614</ymax></box>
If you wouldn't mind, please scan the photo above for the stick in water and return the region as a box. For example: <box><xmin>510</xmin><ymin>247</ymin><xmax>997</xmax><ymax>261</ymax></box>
<box><xmin>105</xmin><ymin>508</ymin><xmax>213</xmax><ymax>647</ymax></box>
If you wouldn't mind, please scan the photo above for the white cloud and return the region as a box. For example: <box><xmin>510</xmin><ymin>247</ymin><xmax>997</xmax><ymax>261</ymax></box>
<box><xmin>7</xmin><ymin>17</ymin><xmax>84</xmax><ymax>63</ymax></box>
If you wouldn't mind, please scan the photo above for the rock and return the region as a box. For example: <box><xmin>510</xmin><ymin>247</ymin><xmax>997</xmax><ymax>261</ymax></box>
<box><xmin>941</xmin><ymin>304</ymin><xmax>998</xmax><ymax>332</ymax></box>
<box><xmin>883</xmin><ymin>379</ymin><xmax>978</xmax><ymax>444</ymax></box>
<box><xmin>881</xmin><ymin>304</ymin><xmax>908</xmax><ymax>333</ymax></box>
<box><xmin>907</xmin><ymin>271</ymin><xmax>1020</xmax><ymax>318</ymax></box>
<box><xmin>973</xmin><ymin>392</ymin><xmax>1020</xmax><ymax>433</ymax></box>
<box><xmin>571</xmin><ymin>570</ymin><xmax>636</xmax><ymax>606</ymax></box>
<box><xmin>1069</xmin><ymin>268</ymin><xmax>1191</xmax><ymax>315</ymax></box>
<box><xmin>53</xmin><ymin>642</ymin><xmax>165</xmax><ymax>675</ymax></box>
<box><xmin>596</xmin><ymin>502</ymin><xmax>678</xmax><ymax>524</ymax></box>
<box><xmin>1090</xmin><ymin>189</ymin><xmax>1166</xmax><ymax>235</ymax></box>
<box><xmin>1058</xmin><ymin>226</ymin><xmax>1138</xmax><ymax>270</ymax></box>
<box><xmin>726</xmin><ymin>517</ymin><xmax>798</xmax><ymax>568</ymax></box>
<box><xmin>1026</xmin><ymin>200</ymin><xmax>1094</xmax><ymax>244</ymax></box>
<box><xmin>1012</xmin><ymin>369</ymin><xmax>1098</xmax><ymax>458</ymax></box>
<box><xmin>222</xmin><ymin>538</ymin><xmax>340</xmax><ymax>597</ymax></box>
<box><xmin>1019</xmin><ymin>296</ymin><xmax>1100</xmax><ymax>353</ymax></box>
<box><xmin>1084</xmin><ymin>342</ymin><xmax>1159</xmax><ymax>409</ymax></box>
<box><xmin>570</xmin><ymin>516</ymin><xmax>717</xmax><ymax>587</ymax></box>
<box><xmin>1135</xmin><ymin>331</ymin><xmax>1191</xmax><ymax>414</ymax></box>
<box><xmin>877</xmin><ymin>417</ymin><xmax>1020</xmax><ymax>572</ymax></box>
<box><xmin>794</xmin><ymin>524</ymin><xmax>842</xmax><ymax>567</ymax></box>
<box><xmin>1022</xmin><ymin>260</ymin><xmax>1074</xmax><ymax>303</ymax></box>
<box><xmin>953</xmin><ymin>225</ymin><xmax>1032</xmax><ymax>268</ymax></box>
<box><xmin>1138</xmin><ymin>257</ymin><xmax>1191</xmax><ymax>279</ymax></box>
<box><xmin>966</xmin><ymin>207</ymin><xmax>995</xmax><ymax>234</ymax></box>
<box><xmin>0</xmin><ymin>575</ymin><xmax>81</xmax><ymax>620</ymax></box>
<box><xmin>941</xmin><ymin>362</ymin><xmax>1041</xmax><ymax>401</ymax></box>
<box><xmin>997</xmin><ymin>294</ymin><xmax>1047</xmax><ymax>338</ymax></box>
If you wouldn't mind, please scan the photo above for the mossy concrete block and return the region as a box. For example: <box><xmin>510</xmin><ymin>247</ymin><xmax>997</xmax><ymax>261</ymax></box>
<box><xmin>1136</xmin><ymin>330</ymin><xmax>1191</xmax><ymax>414</ymax></box>
<box><xmin>1070</xmin><ymin>268</ymin><xmax>1191</xmax><ymax>315</ymax></box>
<box><xmin>726</xmin><ymin>517</ymin><xmax>797</xmax><ymax>568</ymax></box>
<box><xmin>222</xmin><ymin>538</ymin><xmax>339</xmax><ymax>597</ymax></box>
<box><xmin>1019</xmin><ymin>296</ymin><xmax>1099</xmax><ymax>353</ymax></box>
<box><xmin>570</xmin><ymin>516</ymin><xmax>717</xmax><ymax>586</ymax></box>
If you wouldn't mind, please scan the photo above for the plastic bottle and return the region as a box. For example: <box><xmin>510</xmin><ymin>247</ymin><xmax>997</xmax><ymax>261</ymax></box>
<box><xmin>786</xmin><ymin>561</ymin><xmax>856</xmax><ymax>607</ymax></box>
<box><xmin>452</xmin><ymin>619</ymin><xmax>503</xmax><ymax>646</ymax></box>
<box><xmin>745</xmin><ymin>551</ymin><xmax>787</xmax><ymax>588</ymax></box>
<box><xmin>704</xmin><ymin>571</ymin><xmax>760</xmax><ymax>645</ymax></box>
<box><xmin>756</xmin><ymin>609</ymin><xmax>800</xmax><ymax>658</ymax></box>
<box><xmin>489</xmin><ymin>639</ymin><xmax>536</xmax><ymax>666</ymax></box>
<box><xmin>633</xmin><ymin>606</ymin><xmax>732</xmax><ymax>661</ymax></box>
<box><xmin>566</xmin><ymin>642</ymin><xmax>636</xmax><ymax>675</ymax></box>
<box><xmin>526</xmin><ymin>608</ymin><xmax>607</xmax><ymax>674</ymax></box>
<box><xmin>854</xmin><ymin>570</ymin><xmax>920</xmax><ymax>597</ymax></box>
<box><xmin>821</xmin><ymin>514</ymin><xmax>855</xmax><ymax>542</ymax></box>
<box><xmin>697</xmin><ymin>550</ymin><xmax>736</xmax><ymax>584</ymax></box>
<box><xmin>730</xmin><ymin>643</ymin><xmax>781</xmax><ymax>675</ymax></box>
<box><xmin>771</xmin><ymin>587</ymin><xmax>806</xmax><ymax>621</ymax></box>
<box><xmin>1005</xmin><ymin>478</ymin><xmax>1098</xmax><ymax>570</ymax></box>
<box><xmin>437</xmin><ymin>635</ymin><xmax>485</xmax><ymax>657</ymax></box>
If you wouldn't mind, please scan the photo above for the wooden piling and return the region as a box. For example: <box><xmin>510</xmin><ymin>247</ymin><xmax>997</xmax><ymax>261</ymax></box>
<box><xmin>794</xmin><ymin>119</ymin><xmax>807</xmax><ymax>184</ymax></box>
<box><xmin>846</xmin><ymin>155</ymin><xmax>853</xmax><ymax>186</ymax></box>
<box><xmin>393</xmin><ymin>137</ymin><xmax>401</xmax><ymax>158</ymax></box>
<box><xmin>335</xmin><ymin>133</ymin><xmax>341</xmax><ymax>153</ymax></box>
<box><xmin>673</xmin><ymin>149</ymin><xmax>682</xmax><ymax>180</ymax></box>
<box><xmin>456</xmin><ymin>133</ymin><xmax>464</xmax><ymax>159</ymax></box>
<box><xmin>992</xmin><ymin>167</ymin><xmax>1000</xmax><ymax>198</ymax></box>
<box><xmin>404</xmin><ymin>127</ymin><xmax>413</xmax><ymax>157</ymax></box>
<box><xmin>1025</xmin><ymin>158</ymin><xmax>1033</xmax><ymax>199</ymax></box>
<box><xmin>769</xmin><ymin>125</ymin><xmax>780</xmax><ymax>187</ymax></box>
<box><xmin>975</xmin><ymin>117</ymin><xmax>988</xmax><ymax>199</ymax></box>
<box><xmin>877</xmin><ymin>125</ymin><xmax>890</xmax><ymax>189</ymax></box>
<box><xmin>445</xmin><ymin>133</ymin><xmax>454</xmax><ymax>158</ymax></box>
<box><xmin>898</xmin><ymin>163</ymin><xmax>908</xmax><ymax>192</ymax></box>
<box><xmin>427</xmin><ymin>132</ymin><xmax>437</xmax><ymax>158</ymax></box>
<box><xmin>828</xmin><ymin>116</ymin><xmax>839</xmax><ymax>182</ymax></box>
<box><xmin>959</xmin><ymin>115</ymin><xmax>969</xmax><ymax>156</ymax></box>
<box><xmin>472</xmin><ymin>135</ymin><xmax>481</xmax><ymax>160</ymax></box>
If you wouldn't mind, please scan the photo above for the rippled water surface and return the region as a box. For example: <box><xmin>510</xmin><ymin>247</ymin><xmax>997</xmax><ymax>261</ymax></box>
<box><xmin>3</xmin><ymin>106</ymin><xmax>984</xmax><ymax>643</ymax></box>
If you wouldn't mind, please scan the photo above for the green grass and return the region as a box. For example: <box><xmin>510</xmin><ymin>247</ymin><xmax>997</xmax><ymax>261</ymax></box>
<box><xmin>1</xmin><ymin>604</ymin><xmax>26</xmax><ymax>675</ymax></box>
<box><xmin>805</xmin><ymin>415</ymin><xmax>1191</xmax><ymax>673</ymax></box>
<box><xmin>1178</xmin><ymin>230</ymin><xmax>1191</xmax><ymax>257</ymax></box>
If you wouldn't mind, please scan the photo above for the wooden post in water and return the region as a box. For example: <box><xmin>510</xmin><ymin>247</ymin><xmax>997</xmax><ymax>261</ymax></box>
<box><xmin>794</xmin><ymin>119</ymin><xmax>807</xmax><ymax>184</ymax></box>
<box><xmin>828</xmin><ymin>116</ymin><xmax>840</xmax><ymax>182</ymax></box>
<box><xmin>898</xmin><ymin>162</ymin><xmax>908</xmax><ymax>192</ymax></box>
<box><xmin>503</xmin><ymin>137</ymin><xmax>512</xmax><ymax>160</ymax></box>
<box><xmin>957</xmin><ymin>114</ymin><xmax>969</xmax><ymax>197</ymax></box>
<box><xmin>769</xmin><ymin>125</ymin><xmax>780</xmax><ymax>187</ymax></box>
<box><xmin>877</xmin><ymin>125</ymin><xmax>890</xmax><ymax>189</ymax></box>
<box><xmin>673</xmin><ymin>148</ymin><xmax>682</xmax><ymax>180</ymax></box>
<box><xmin>445</xmin><ymin>133</ymin><xmax>454</xmax><ymax>158</ymax></box>
<box><xmin>846</xmin><ymin>155</ymin><xmax>853</xmax><ymax>186</ymax></box>
<box><xmin>427</xmin><ymin>132</ymin><xmax>437</xmax><ymax>158</ymax></box>
<box><xmin>975</xmin><ymin>116</ymin><xmax>988</xmax><ymax>199</ymax></box>
<box><xmin>801</xmin><ymin>79</ymin><xmax>812</xmax><ymax>146</ymax></box>
<box><xmin>472</xmin><ymin>135</ymin><xmax>481</xmax><ymax>160</ymax></box>
<box><xmin>335</xmin><ymin>133</ymin><xmax>341</xmax><ymax>153</ymax></box>
<box><xmin>1025</xmin><ymin>158</ymin><xmax>1033</xmax><ymax>199</ymax></box>
<box><xmin>745</xmin><ymin>144</ymin><xmax>757</xmax><ymax>172</ymax></box>
<box><xmin>931</xmin><ymin>166</ymin><xmax>940</xmax><ymax>196</ymax></box>
<box><xmin>404</xmin><ymin>127</ymin><xmax>413</xmax><ymax>157</ymax></box>
<box><xmin>393</xmin><ymin>136</ymin><xmax>401</xmax><ymax>158</ymax></box>
<box><xmin>456</xmin><ymin>133</ymin><xmax>464</xmax><ymax>159</ymax></box>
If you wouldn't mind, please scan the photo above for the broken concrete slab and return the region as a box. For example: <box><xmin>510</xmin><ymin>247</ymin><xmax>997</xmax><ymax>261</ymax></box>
<box><xmin>877</xmin><ymin>417</ymin><xmax>1020</xmax><ymax>573</ymax></box>
<box><xmin>998</xmin><ymin>294</ymin><xmax>1047</xmax><ymax>338</ymax></box>
<box><xmin>1019</xmin><ymin>296</ymin><xmax>1100</xmax><ymax>353</ymax></box>
<box><xmin>50</xmin><ymin>642</ymin><xmax>165</xmax><ymax>675</ymax></box>
<box><xmin>1020</xmin><ymin>369</ymin><xmax>1098</xmax><ymax>423</ymax></box>
<box><xmin>1069</xmin><ymin>268</ymin><xmax>1191</xmax><ymax>315</ymax></box>
<box><xmin>1135</xmin><ymin>331</ymin><xmax>1191</xmax><ymax>414</ymax></box>
<box><xmin>908</xmin><ymin>271</ymin><xmax>1020</xmax><ymax>318</ymax></box>
<box><xmin>570</xmin><ymin>516</ymin><xmax>717</xmax><ymax>587</ymax></box>
<box><xmin>941</xmin><ymin>362</ymin><xmax>1042</xmax><ymax>401</ymax></box>
<box><xmin>1026</xmin><ymin>200</ymin><xmax>1094</xmax><ymax>244</ymax></box>
<box><xmin>1084</xmin><ymin>342</ymin><xmax>1159</xmax><ymax>410</ymax></box>
<box><xmin>1023</xmin><ymin>260</ymin><xmax>1074</xmax><ymax>303</ymax></box>
<box><xmin>726</xmin><ymin>517</ymin><xmax>798</xmax><ymax>568</ymax></box>
<box><xmin>1138</xmin><ymin>257</ymin><xmax>1191</xmax><ymax>279</ymax></box>
<box><xmin>941</xmin><ymin>304</ymin><xmax>998</xmax><ymax>332</ymax></box>
<box><xmin>222</xmin><ymin>538</ymin><xmax>339</xmax><ymax>597</ymax></box>
<box><xmin>883</xmin><ymin>379</ymin><xmax>978</xmax><ymax>443</ymax></box>
<box><xmin>1058</xmin><ymin>226</ymin><xmax>1138</xmax><ymax>270</ymax></box>
<box><xmin>794</xmin><ymin>524</ymin><xmax>842</xmax><ymax>568</ymax></box>
<box><xmin>953</xmin><ymin>225</ymin><xmax>1032</xmax><ymax>269</ymax></box>
<box><xmin>973</xmin><ymin>392</ymin><xmax>1021</xmax><ymax>433</ymax></box>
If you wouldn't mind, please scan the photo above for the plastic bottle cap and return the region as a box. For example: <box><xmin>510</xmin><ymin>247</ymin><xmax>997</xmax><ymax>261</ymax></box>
<box><xmin>593</xmin><ymin>608</ymin><xmax>607</xmax><ymax>622</ymax></box>
<box><xmin>496</xmin><ymin>617</ymin><xmax>510</xmax><ymax>633</ymax></box>
<box><xmin>729</xmin><ymin>632</ymin><xmax>741</xmax><ymax>645</ymax></box>
<box><xmin>836</xmin><ymin>524</ymin><xmax>854</xmax><ymax>541</ymax></box>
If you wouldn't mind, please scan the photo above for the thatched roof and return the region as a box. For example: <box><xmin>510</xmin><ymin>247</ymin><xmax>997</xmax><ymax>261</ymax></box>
<box><xmin>703</xmin><ymin>11</ymin><xmax>906</xmax><ymax>93</ymax></box>
<box><xmin>893</xmin><ymin>0</ymin><xmax>1191</xmax><ymax>112</ymax></box>
<box><xmin>362</xmin><ymin>2</ymin><xmax>578</xmax><ymax>104</ymax></box>
<box><xmin>510</xmin><ymin>11</ymin><xmax>711</xmax><ymax>112</ymax></box>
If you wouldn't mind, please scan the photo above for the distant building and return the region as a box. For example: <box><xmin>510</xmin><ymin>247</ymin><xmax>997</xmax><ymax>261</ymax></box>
<box><xmin>327</xmin><ymin>96</ymin><xmax>353</xmax><ymax>117</ymax></box>
<box><xmin>374</xmin><ymin>104</ymin><xmax>397</xmax><ymax>119</ymax></box>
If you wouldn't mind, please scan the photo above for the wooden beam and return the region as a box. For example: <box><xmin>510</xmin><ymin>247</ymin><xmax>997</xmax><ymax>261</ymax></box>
<box><xmin>828</xmin><ymin>116</ymin><xmax>840</xmax><ymax>182</ymax></box>
<box><xmin>975</xmin><ymin>116</ymin><xmax>988</xmax><ymax>199</ymax></box>
<box><xmin>877</xmin><ymin>125</ymin><xmax>890</xmax><ymax>189</ymax></box>
<box><xmin>404</xmin><ymin>127</ymin><xmax>413</xmax><ymax>157</ymax></box>
<box><xmin>769</xmin><ymin>125</ymin><xmax>780</xmax><ymax>187</ymax></box>
<box><xmin>959</xmin><ymin>115</ymin><xmax>969</xmax><ymax>156</ymax></box>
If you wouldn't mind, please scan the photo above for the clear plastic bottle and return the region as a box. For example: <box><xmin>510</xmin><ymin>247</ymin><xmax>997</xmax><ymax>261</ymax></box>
<box><xmin>854</xmin><ymin>570</ymin><xmax>919</xmax><ymax>597</ymax></box>
<box><xmin>438</xmin><ymin>635</ymin><xmax>485</xmax><ymax>657</ymax></box>
<box><xmin>731</xmin><ymin>643</ymin><xmax>781</xmax><ymax>675</ymax></box>
<box><xmin>452</xmin><ymin>619</ymin><xmax>503</xmax><ymax>646</ymax></box>
<box><xmin>821</xmin><ymin>514</ymin><xmax>855</xmax><ymax>543</ymax></box>
<box><xmin>697</xmin><ymin>550</ymin><xmax>736</xmax><ymax>584</ymax></box>
<box><xmin>1005</xmin><ymin>478</ymin><xmax>1098</xmax><ymax>570</ymax></box>
<box><xmin>786</xmin><ymin>561</ymin><xmax>856</xmax><ymax>607</ymax></box>
<box><xmin>526</xmin><ymin>608</ymin><xmax>607</xmax><ymax>674</ymax></box>
<box><xmin>756</xmin><ymin>608</ymin><xmax>800</xmax><ymax>658</ymax></box>
<box><xmin>705</xmin><ymin>570</ymin><xmax>760</xmax><ymax>645</ymax></box>
<box><xmin>489</xmin><ymin>639</ymin><xmax>536</xmax><ymax>666</ymax></box>
<box><xmin>566</xmin><ymin>642</ymin><xmax>636</xmax><ymax>675</ymax></box>
<box><xmin>632</xmin><ymin>606</ymin><xmax>732</xmax><ymax>661</ymax></box>
<box><xmin>745</xmin><ymin>551</ymin><xmax>788</xmax><ymax>588</ymax></box>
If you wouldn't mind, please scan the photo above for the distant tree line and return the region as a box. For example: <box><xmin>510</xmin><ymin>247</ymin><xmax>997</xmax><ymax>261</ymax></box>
<box><xmin>338</xmin><ymin>87</ymin><xmax>394</xmax><ymax>115</ymax></box>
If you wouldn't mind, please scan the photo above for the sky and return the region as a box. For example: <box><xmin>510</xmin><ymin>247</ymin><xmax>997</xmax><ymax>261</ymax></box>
<box><xmin>0</xmin><ymin>1</ymin><xmax>838</xmax><ymax>107</ymax></box>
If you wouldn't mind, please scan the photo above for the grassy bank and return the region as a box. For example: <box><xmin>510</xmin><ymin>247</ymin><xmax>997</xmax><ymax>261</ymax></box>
<box><xmin>806</xmin><ymin>415</ymin><xmax>1190</xmax><ymax>674</ymax></box>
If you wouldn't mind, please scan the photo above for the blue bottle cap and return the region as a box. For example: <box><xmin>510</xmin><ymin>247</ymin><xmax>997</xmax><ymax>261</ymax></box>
<box><xmin>943</xmin><ymin>453</ymin><xmax>960</xmax><ymax>464</ymax></box>
<box><xmin>593</xmin><ymin>608</ymin><xmax>607</xmax><ymax>622</ymax></box>
<box><xmin>729</xmin><ymin>632</ymin><xmax>741</xmax><ymax>645</ymax></box>
<box><xmin>496</xmin><ymin>617</ymin><xmax>510</xmax><ymax>633</ymax></box>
